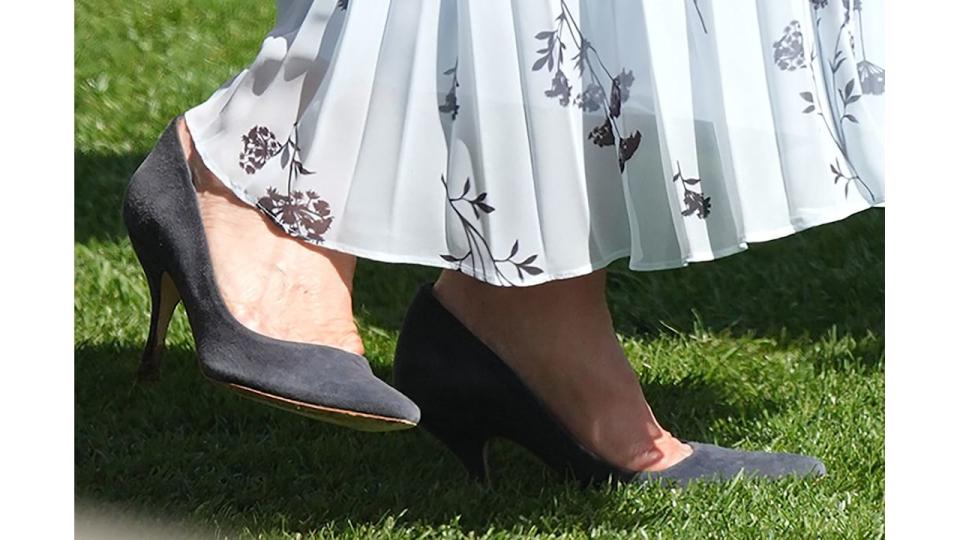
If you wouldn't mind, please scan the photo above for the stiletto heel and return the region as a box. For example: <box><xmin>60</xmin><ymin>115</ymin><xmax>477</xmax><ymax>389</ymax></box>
<box><xmin>122</xmin><ymin>117</ymin><xmax>420</xmax><ymax>431</ymax></box>
<box><xmin>394</xmin><ymin>284</ymin><xmax>826</xmax><ymax>486</ymax></box>
<box><xmin>136</xmin><ymin>269</ymin><xmax>180</xmax><ymax>382</ymax></box>
<box><xmin>420</xmin><ymin>417</ymin><xmax>491</xmax><ymax>483</ymax></box>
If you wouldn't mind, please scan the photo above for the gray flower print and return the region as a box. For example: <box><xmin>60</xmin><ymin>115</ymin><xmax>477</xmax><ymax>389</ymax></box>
<box><xmin>574</xmin><ymin>83</ymin><xmax>604</xmax><ymax>112</ymax></box>
<box><xmin>779</xmin><ymin>2</ymin><xmax>881</xmax><ymax>203</ymax></box>
<box><xmin>532</xmin><ymin>0</ymin><xmax>642</xmax><ymax>172</ymax></box>
<box><xmin>857</xmin><ymin>60</ymin><xmax>885</xmax><ymax>95</ymax></box>
<box><xmin>545</xmin><ymin>69</ymin><xmax>572</xmax><ymax>106</ymax></box>
<box><xmin>773</xmin><ymin>21</ymin><xmax>807</xmax><ymax>71</ymax></box>
<box><xmin>673</xmin><ymin>163</ymin><xmax>711</xmax><ymax>219</ymax></box>
<box><xmin>438</xmin><ymin>61</ymin><xmax>460</xmax><ymax>120</ymax></box>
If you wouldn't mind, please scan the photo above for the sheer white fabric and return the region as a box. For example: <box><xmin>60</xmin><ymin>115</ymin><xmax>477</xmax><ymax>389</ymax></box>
<box><xmin>186</xmin><ymin>0</ymin><xmax>885</xmax><ymax>287</ymax></box>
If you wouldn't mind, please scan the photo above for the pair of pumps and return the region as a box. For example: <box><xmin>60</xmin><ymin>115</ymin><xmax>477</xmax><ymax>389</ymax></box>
<box><xmin>121</xmin><ymin>118</ymin><xmax>826</xmax><ymax>487</ymax></box>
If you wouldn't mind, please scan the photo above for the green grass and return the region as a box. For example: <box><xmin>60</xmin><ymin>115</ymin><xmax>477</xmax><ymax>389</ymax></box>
<box><xmin>75</xmin><ymin>2</ymin><xmax>884</xmax><ymax>538</ymax></box>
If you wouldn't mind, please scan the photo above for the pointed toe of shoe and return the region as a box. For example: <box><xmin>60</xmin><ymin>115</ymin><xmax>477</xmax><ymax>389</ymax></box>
<box><xmin>637</xmin><ymin>442</ymin><xmax>826</xmax><ymax>486</ymax></box>
<box><xmin>279</xmin><ymin>351</ymin><xmax>421</xmax><ymax>428</ymax></box>
<box><xmin>798</xmin><ymin>454</ymin><xmax>827</xmax><ymax>477</ymax></box>
<box><xmin>744</xmin><ymin>447</ymin><xmax>826</xmax><ymax>479</ymax></box>
<box><xmin>351</xmin><ymin>374</ymin><xmax>422</xmax><ymax>426</ymax></box>
<box><xmin>201</xmin><ymin>340</ymin><xmax>420</xmax><ymax>430</ymax></box>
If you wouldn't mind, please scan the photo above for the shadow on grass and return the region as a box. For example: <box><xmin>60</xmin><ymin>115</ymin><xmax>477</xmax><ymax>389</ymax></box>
<box><xmin>75</xmin><ymin>342</ymin><xmax>766</xmax><ymax>533</ymax></box>
<box><xmin>75</xmin><ymin>151</ymin><xmax>147</xmax><ymax>243</ymax></box>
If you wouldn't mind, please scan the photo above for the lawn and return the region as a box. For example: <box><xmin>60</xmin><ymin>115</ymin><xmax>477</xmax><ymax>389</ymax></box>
<box><xmin>75</xmin><ymin>1</ymin><xmax>884</xmax><ymax>538</ymax></box>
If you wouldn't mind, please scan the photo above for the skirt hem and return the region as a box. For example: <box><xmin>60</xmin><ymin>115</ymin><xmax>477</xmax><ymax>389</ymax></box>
<box><xmin>187</xmin><ymin>111</ymin><xmax>883</xmax><ymax>287</ymax></box>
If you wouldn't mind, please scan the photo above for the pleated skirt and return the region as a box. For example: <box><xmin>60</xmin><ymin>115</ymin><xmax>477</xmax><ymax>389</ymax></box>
<box><xmin>185</xmin><ymin>0</ymin><xmax>885</xmax><ymax>287</ymax></box>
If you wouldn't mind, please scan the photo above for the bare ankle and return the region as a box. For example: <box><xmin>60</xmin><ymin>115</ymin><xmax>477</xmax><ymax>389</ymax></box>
<box><xmin>177</xmin><ymin>118</ymin><xmax>364</xmax><ymax>354</ymax></box>
<box><xmin>176</xmin><ymin>118</ymin><xmax>224</xmax><ymax>195</ymax></box>
<box><xmin>433</xmin><ymin>269</ymin><xmax>691</xmax><ymax>472</ymax></box>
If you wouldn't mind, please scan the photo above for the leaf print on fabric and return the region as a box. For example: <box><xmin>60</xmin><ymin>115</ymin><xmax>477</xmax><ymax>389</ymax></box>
<box><xmin>610</xmin><ymin>69</ymin><xmax>634</xmax><ymax>113</ymax></box>
<box><xmin>777</xmin><ymin>7</ymin><xmax>880</xmax><ymax>203</ymax></box>
<box><xmin>608</xmin><ymin>77</ymin><xmax>624</xmax><ymax>118</ymax></box>
<box><xmin>837</xmin><ymin>79</ymin><xmax>861</xmax><ymax>126</ymax></box>
<box><xmin>673</xmin><ymin>163</ymin><xmax>711</xmax><ymax>219</ymax></box>
<box><xmin>438</xmin><ymin>61</ymin><xmax>460</xmax><ymax>120</ymax></box>
<box><xmin>440</xmin><ymin>176</ymin><xmax>542</xmax><ymax>286</ymax></box>
<box><xmin>829</xmin><ymin>158</ymin><xmax>863</xmax><ymax>198</ymax></box>
<box><xmin>618</xmin><ymin>131</ymin><xmax>642</xmax><ymax>172</ymax></box>
<box><xmin>813</xmin><ymin>0</ymin><xmax>880</xmax><ymax>199</ymax></box>
<box><xmin>242</xmin><ymin>123</ymin><xmax>334</xmax><ymax>243</ymax></box>
<box><xmin>532</xmin><ymin>0</ymin><xmax>642</xmax><ymax>172</ymax></box>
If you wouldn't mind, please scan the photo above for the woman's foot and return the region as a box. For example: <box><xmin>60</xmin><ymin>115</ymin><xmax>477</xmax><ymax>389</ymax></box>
<box><xmin>176</xmin><ymin>119</ymin><xmax>364</xmax><ymax>355</ymax></box>
<box><xmin>433</xmin><ymin>269</ymin><xmax>692</xmax><ymax>472</ymax></box>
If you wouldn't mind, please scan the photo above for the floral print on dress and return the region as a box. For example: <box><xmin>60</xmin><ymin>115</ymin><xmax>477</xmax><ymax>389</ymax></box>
<box><xmin>774</xmin><ymin>0</ymin><xmax>883</xmax><ymax>201</ymax></box>
<box><xmin>238</xmin><ymin>126</ymin><xmax>282</xmax><ymax>174</ymax></box>
<box><xmin>852</xmin><ymin>1</ymin><xmax>884</xmax><ymax>95</ymax></box>
<box><xmin>438</xmin><ymin>61</ymin><xmax>460</xmax><ymax>120</ymax></box>
<box><xmin>673</xmin><ymin>163</ymin><xmax>712</xmax><ymax>219</ymax></box>
<box><xmin>857</xmin><ymin>60</ymin><xmax>884</xmax><ymax>95</ymax></box>
<box><xmin>440</xmin><ymin>176</ymin><xmax>543</xmax><ymax>286</ymax></box>
<box><xmin>258</xmin><ymin>188</ymin><xmax>333</xmax><ymax>243</ymax></box>
<box><xmin>532</xmin><ymin>0</ymin><xmax>643</xmax><ymax>173</ymax></box>
<box><xmin>773</xmin><ymin>21</ymin><xmax>808</xmax><ymax>71</ymax></box>
<box><xmin>239</xmin><ymin>123</ymin><xmax>334</xmax><ymax>243</ymax></box>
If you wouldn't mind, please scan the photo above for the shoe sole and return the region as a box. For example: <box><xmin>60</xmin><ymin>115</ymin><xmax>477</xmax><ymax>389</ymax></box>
<box><xmin>222</xmin><ymin>381</ymin><xmax>418</xmax><ymax>432</ymax></box>
<box><xmin>140</xmin><ymin>273</ymin><xmax>417</xmax><ymax>432</ymax></box>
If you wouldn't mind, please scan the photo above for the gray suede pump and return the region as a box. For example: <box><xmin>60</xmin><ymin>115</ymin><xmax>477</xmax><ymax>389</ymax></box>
<box><xmin>394</xmin><ymin>284</ymin><xmax>825</xmax><ymax>486</ymax></box>
<box><xmin>122</xmin><ymin>117</ymin><xmax>420</xmax><ymax>431</ymax></box>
